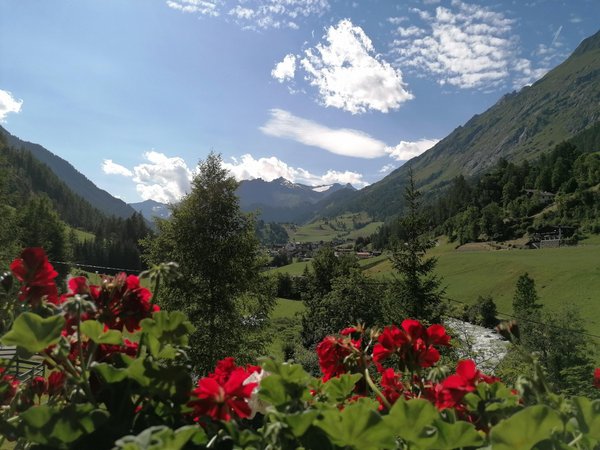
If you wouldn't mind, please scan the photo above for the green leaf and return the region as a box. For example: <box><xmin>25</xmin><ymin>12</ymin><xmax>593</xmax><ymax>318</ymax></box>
<box><xmin>140</xmin><ymin>311</ymin><xmax>194</xmax><ymax>358</ymax></box>
<box><xmin>316</xmin><ymin>398</ymin><xmax>396</xmax><ymax>450</ymax></box>
<box><xmin>383</xmin><ymin>398</ymin><xmax>438</xmax><ymax>449</ymax></box>
<box><xmin>259</xmin><ymin>360</ymin><xmax>312</xmax><ymax>408</ymax></box>
<box><xmin>1</xmin><ymin>313</ymin><xmax>64</xmax><ymax>353</ymax></box>
<box><xmin>433</xmin><ymin>419</ymin><xmax>484</xmax><ymax>449</ymax></box>
<box><xmin>322</xmin><ymin>373</ymin><xmax>362</xmax><ymax>403</ymax></box>
<box><xmin>93</xmin><ymin>362</ymin><xmax>129</xmax><ymax>383</ymax></box>
<box><xmin>81</xmin><ymin>320</ymin><xmax>122</xmax><ymax>345</ymax></box>
<box><xmin>571</xmin><ymin>396</ymin><xmax>600</xmax><ymax>440</ymax></box>
<box><xmin>490</xmin><ymin>405</ymin><xmax>564</xmax><ymax>450</ymax></box>
<box><xmin>18</xmin><ymin>403</ymin><xmax>109</xmax><ymax>446</ymax></box>
<box><xmin>284</xmin><ymin>411</ymin><xmax>320</xmax><ymax>437</ymax></box>
<box><xmin>113</xmin><ymin>425</ymin><xmax>206</xmax><ymax>449</ymax></box>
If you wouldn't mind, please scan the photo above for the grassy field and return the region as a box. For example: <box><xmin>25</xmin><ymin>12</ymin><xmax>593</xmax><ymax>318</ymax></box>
<box><xmin>66</xmin><ymin>226</ymin><xmax>95</xmax><ymax>243</ymax></box>
<box><xmin>286</xmin><ymin>213</ymin><xmax>383</xmax><ymax>243</ymax></box>
<box><xmin>365</xmin><ymin>235</ymin><xmax>600</xmax><ymax>335</ymax></box>
<box><xmin>272</xmin><ymin>297</ymin><xmax>305</xmax><ymax>319</ymax></box>
<box><xmin>269</xmin><ymin>260</ymin><xmax>311</xmax><ymax>276</ymax></box>
<box><xmin>266</xmin><ymin>298</ymin><xmax>306</xmax><ymax>360</ymax></box>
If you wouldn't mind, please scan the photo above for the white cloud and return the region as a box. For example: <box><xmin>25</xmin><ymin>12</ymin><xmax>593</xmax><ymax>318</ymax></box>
<box><xmin>391</xmin><ymin>0</ymin><xmax>547</xmax><ymax>90</ymax></box>
<box><xmin>387</xmin><ymin>17</ymin><xmax>408</xmax><ymax>25</ymax></box>
<box><xmin>228</xmin><ymin>5</ymin><xmax>254</xmax><ymax>19</ymax></box>
<box><xmin>166</xmin><ymin>0</ymin><xmax>220</xmax><ymax>16</ymax></box>
<box><xmin>103</xmin><ymin>152</ymin><xmax>194</xmax><ymax>203</ymax></box>
<box><xmin>222</xmin><ymin>153</ymin><xmax>369</xmax><ymax>187</ymax></box>
<box><xmin>379</xmin><ymin>163</ymin><xmax>396</xmax><ymax>173</ymax></box>
<box><xmin>260</xmin><ymin>109</ymin><xmax>437</xmax><ymax>162</ymax></box>
<box><xmin>394</xmin><ymin>26</ymin><xmax>424</xmax><ymax>38</ymax></box>
<box><xmin>261</xmin><ymin>109</ymin><xmax>388</xmax><ymax>158</ymax></box>
<box><xmin>167</xmin><ymin>0</ymin><xmax>328</xmax><ymax>30</ymax></box>
<box><xmin>102</xmin><ymin>159</ymin><xmax>133</xmax><ymax>177</ymax></box>
<box><xmin>385</xmin><ymin>139</ymin><xmax>439</xmax><ymax>161</ymax></box>
<box><xmin>569</xmin><ymin>14</ymin><xmax>582</xmax><ymax>24</ymax></box>
<box><xmin>271</xmin><ymin>54</ymin><xmax>296</xmax><ymax>83</ymax></box>
<box><xmin>292</xmin><ymin>19</ymin><xmax>413</xmax><ymax>114</ymax></box>
<box><xmin>0</xmin><ymin>89</ymin><xmax>23</xmax><ymax>122</ymax></box>
<box><xmin>132</xmin><ymin>151</ymin><xmax>193</xmax><ymax>203</ymax></box>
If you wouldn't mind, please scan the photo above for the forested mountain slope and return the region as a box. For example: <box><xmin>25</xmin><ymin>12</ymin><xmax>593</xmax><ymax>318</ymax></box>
<box><xmin>322</xmin><ymin>29</ymin><xmax>600</xmax><ymax>220</ymax></box>
<box><xmin>0</xmin><ymin>125</ymin><xmax>138</xmax><ymax>219</ymax></box>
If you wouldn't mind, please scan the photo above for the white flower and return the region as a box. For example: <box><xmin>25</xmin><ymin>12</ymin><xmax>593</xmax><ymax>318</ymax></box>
<box><xmin>243</xmin><ymin>369</ymin><xmax>270</xmax><ymax>418</ymax></box>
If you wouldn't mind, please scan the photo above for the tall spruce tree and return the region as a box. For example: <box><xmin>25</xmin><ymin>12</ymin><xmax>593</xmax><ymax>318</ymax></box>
<box><xmin>141</xmin><ymin>153</ymin><xmax>275</xmax><ymax>374</ymax></box>
<box><xmin>512</xmin><ymin>273</ymin><xmax>543</xmax><ymax>349</ymax></box>
<box><xmin>390</xmin><ymin>169</ymin><xmax>445</xmax><ymax>323</ymax></box>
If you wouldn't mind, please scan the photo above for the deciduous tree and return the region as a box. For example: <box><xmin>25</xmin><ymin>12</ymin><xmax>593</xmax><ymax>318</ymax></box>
<box><xmin>141</xmin><ymin>153</ymin><xmax>275</xmax><ymax>373</ymax></box>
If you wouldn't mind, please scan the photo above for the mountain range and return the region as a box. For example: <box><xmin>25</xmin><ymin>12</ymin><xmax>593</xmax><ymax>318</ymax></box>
<box><xmin>235</xmin><ymin>177</ymin><xmax>356</xmax><ymax>222</ymax></box>
<box><xmin>1</xmin><ymin>29</ymin><xmax>599</xmax><ymax>226</ymax></box>
<box><xmin>128</xmin><ymin>178</ymin><xmax>356</xmax><ymax>223</ymax></box>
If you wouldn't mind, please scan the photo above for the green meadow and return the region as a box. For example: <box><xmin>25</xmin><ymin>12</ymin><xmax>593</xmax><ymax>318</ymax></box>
<box><xmin>365</xmin><ymin>235</ymin><xmax>600</xmax><ymax>336</ymax></box>
<box><xmin>286</xmin><ymin>212</ymin><xmax>383</xmax><ymax>243</ymax></box>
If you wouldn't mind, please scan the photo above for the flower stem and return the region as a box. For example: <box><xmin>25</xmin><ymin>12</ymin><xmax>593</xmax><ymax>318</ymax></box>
<box><xmin>364</xmin><ymin>367</ymin><xmax>391</xmax><ymax>410</ymax></box>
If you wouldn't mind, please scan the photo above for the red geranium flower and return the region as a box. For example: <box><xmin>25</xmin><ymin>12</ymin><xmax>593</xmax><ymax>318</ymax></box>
<box><xmin>47</xmin><ymin>371</ymin><xmax>66</xmax><ymax>397</ymax></box>
<box><xmin>594</xmin><ymin>368</ymin><xmax>600</xmax><ymax>389</ymax></box>
<box><xmin>0</xmin><ymin>368</ymin><xmax>19</xmax><ymax>405</ymax></box>
<box><xmin>379</xmin><ymin>368</ymin><xmax>405</xmax><ymax>408</ymax></box>
<box><xmin>94</xmin><ymin>273</ymin><xmax>159</xmax><ymax>331</ymax></box>
<box><xmin>372</xmin><ymin>320</ymin><xmax>450</xmax><ymax>372</ymax></box>
<box><xmin>316</xmin><ymin>336</ymin><xmax>360</xmax><ymax>381</ymax></box>
<box><xmin>188</xmin><ymin>359</ymin><xmax>257</xmax><ymax>422</ymax></box>
<box><xmin>97</xmin><ymin>339</ymin><xmax>139</xmax><ymax>362</ymax></box>
<box><xmin>10</xmin><ymin>248</ymin><xmax>59</xmax><ymax>305</ymax></box>
<box><xmin>30</xmin><ymin>376</ymin><xmax>47</xmax><ymax>397</ymax></box>
<box><xmin>434</xmin><ymin>360</ymin><xmax>497</xmax><ymax>410</ymax></box>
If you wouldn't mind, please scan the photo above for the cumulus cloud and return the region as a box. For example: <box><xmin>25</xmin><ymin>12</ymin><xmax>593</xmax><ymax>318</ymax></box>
<box><xmin>261</xmin><ymin>109</ymin><xmax>437</xmax><ymax>162</ymax></box>
<box><xmin>222</xmin><ymin>154</ymin><xmax>369</xmax><ymax>187</ymax></box>
<box><xmin>167</xmin><ymin>0</ymin><xmax>329</xmax><ymax>30</ymax></box>
<box><xmin>102</xmin><ymin>160</ymin><xmax>133</xmax><ymax>177</ymax></box>
<box><xmin>0</xmin><ymin>89</ymin><xmax>23</xmax><ymax>122</ymax></box>
<box><xmin>271</xmin><ymin>54</ymin><xmax>297</xmax><ymax>83</ymax></box>
<box><xmin>295</xmin><ymin>19</ymin><xmax>413</xmax><ymax>113</ymax></box>
<box><xmin>103</xmin><ymin>152</ymin><xmax>194</xmax><ymax>203</ymax></box>
<box><xmin>385</xmin><ymin>139</ymin><xmax>439</xmax><ymax>161</ymax></box>
<box><xmin>132</xmin><ymin>151</ymin><xmax>193</xmax><ymax>203</ymax></box>
<box><xmin>390</xmin><ymin>0</ymin><xmax>547</xmax><ymax>90</ymax></box>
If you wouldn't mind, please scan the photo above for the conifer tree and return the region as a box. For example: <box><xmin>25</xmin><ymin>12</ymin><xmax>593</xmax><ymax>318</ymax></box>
<box><xmin>512</xmin><ymin>273</ymin><xmax>543</xmax><ymax>349</ymax></box>
<box><xmin>390</xmin><ymin>169</ymin><xmax>445</xmax><ymax>323</ymax></box>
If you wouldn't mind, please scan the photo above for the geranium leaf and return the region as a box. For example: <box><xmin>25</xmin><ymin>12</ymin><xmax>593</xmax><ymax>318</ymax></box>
<box><xmin>316</xmin><ymin>398</ymin><xmax>395</xmax><ymax>450</ymax></box>
<box><xmin>113</xmin><ymin>425</ymin><xmax>205</xmax><ymax>449</ymax></box>
<box><xmin>93</xmin><ymin>362</ymin><xmax>129</xmax><ymax>383</ymax></box>
<box><xmin>81</xmin><ymin>320</ymin><xmax>122</xmax><ymax>345</ymax></box>
<box><xmin>383</xmin><ymin>398</ymin><xmax>438</xmax><ymax>448</ymax></box>
<box><xmin>284</xmin><ymin>411</ymin><xmax>320</xmax><ymax>437</ymax></box>
<box><xmin>18</xmin><ymin>403</ymin><xmax>109</xmax><ymax>446</ymax></box>
<box><xmin>571</xmin><ymin>396</ymin><xmax>600</xmax><ymax>440</ymax></box>
<box><xmin>1</xmin><ymin>313</ymin><xmax>64</xmax><ymax>353</ymax></box>
<box><xmin>490</xmin><ymin>405</ymin><xmax>564</xmax><ymax>450</ymax></box>
<box><xmin>433</xmin><ymin>419</ymin><xmax>484</xmax><ymax>449</ymax></box>
<box><xmin>322</xmin><ymin>373</ymin><xmax>362</xmax><ymax>403</ymax></box>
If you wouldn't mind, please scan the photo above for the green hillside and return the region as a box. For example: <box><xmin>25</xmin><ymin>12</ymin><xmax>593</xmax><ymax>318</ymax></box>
<box><xmin>320</xmin><ymin>29</ymin><xmax>600</xmax><ymax>220</ymax></box>
<box><xmin>287</xmin><ymin>212</ymin><xmax>383</xmax><ymax>243</ymax></box>
<box><xmin>364</xmin><ymin>236</ymin><xmax>600</xmax><ymax>336</ymax></box>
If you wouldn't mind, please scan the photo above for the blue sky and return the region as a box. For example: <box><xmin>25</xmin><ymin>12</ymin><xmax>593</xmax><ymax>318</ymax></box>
<box><xmin>1</xmin><ymin>0</ymin><xmax>598</xmax><ymax>203</ymax></box>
